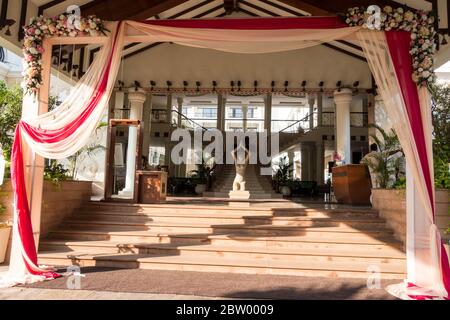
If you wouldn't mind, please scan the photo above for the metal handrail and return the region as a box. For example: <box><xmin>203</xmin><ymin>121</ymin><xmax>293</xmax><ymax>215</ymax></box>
<box><xmin>277</xmin><ymin>112</ymin><xmax>313</xmax><ymax>134</ymax></box>
<box><xmin>171</xmin><ymin>109</ymin><xmax>209</xmax><ymax>131</ymax></box>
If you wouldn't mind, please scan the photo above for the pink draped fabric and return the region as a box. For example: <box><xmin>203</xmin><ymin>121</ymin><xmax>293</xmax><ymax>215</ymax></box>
<box><xmin>141</xmin><ymin>16</ymin><xmax>348</xmax><ymax>29</ymax></box>
<box><xmin>9</xmin><ymin>22</ymin><xmax>121</xmax><ymax>278</ymax></box>
<box><xmin>385</xmin><ymin>31</ymin><xmax>450</xmax><ymax>299</ymax></box>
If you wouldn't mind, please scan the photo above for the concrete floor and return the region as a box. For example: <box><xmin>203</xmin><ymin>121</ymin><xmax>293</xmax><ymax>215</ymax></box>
<box><xmin>0</xmin><ymin>265</ymin><xmax>400</xmax><ymax>300</ymax></box>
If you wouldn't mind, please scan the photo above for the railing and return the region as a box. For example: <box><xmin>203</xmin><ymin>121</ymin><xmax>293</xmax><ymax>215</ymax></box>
<box><xmin>321</xmin><ymin>111</ymin><xmax>368</xmax><ymax>127</ymax></box>
<box><xmin>171</xmin><ymin>109</ymin><xmax>210</xmax><ymax>131</ymax></box>
<box><xmin>273</xmin><ymin>112</ymin><xmax>315</xmax><ymax>134</ymax></box>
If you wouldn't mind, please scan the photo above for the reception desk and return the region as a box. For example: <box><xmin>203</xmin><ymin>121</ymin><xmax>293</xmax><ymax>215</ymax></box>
<box><xmin>137</xmin><ymin>170</ymin><xmax>167</xmax><ymax>203</ymax></box>
<box><xmin>332</xmin><ymin>164</ymin><xmax>371</xmax><ymax>205</ymax></box>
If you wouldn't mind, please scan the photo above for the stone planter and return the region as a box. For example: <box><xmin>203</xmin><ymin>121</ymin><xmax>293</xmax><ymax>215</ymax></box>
<box><xmin>280</xmin><ymin>185</ymin><xmax>291</xmax><ymax>197</ymax></box>
<box><xmin>195</xmin><ymin>184</ymin><xmax>206</xmax><ymax>195</ymax></box>
<box><xmin>371</xmin><ymin>188</ymin><xmax>450</xmax><ymax>246</ymax></box>
<box><xmin>0</xmin><ymin>225</ymin><xmax>11</xmax><ymax>263</ymax></box>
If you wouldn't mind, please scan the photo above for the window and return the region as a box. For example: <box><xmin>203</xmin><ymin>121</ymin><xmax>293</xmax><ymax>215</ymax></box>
<box><xmin>200</xmin><ymin>108</ymin><xmax>217</xmax><ymax>118</ymax></box>
<box><xmin>230</xmin><ymin>108</ymin><xmax>243</xmax><ymax>118</ymax></box>
<box><xmin>247</xmin><ymin>107</ymin><xmax>255</xmax><ymax>119</ymax></box>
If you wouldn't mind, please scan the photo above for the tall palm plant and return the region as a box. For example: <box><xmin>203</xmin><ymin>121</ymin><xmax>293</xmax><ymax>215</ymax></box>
<box><xmin>362</xmin><ymin>124</ymin><xmax>403</xmax><ymax>188</ymax></box>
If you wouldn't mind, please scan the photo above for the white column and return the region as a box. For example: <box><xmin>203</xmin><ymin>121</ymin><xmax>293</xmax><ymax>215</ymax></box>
<box><xmin>333</xmin><ymin>88</ymin><xmax>352</xmax><ymax>164</ymax></box>
<box><xmin>119</xmin><ymin>88</ymin><xmax>146</xmax><ymax>197</ymax></box>
<box><xmin>308</xmin><ymin>95</ymin><xmax>315</xmax><ymax>129</ymax></box>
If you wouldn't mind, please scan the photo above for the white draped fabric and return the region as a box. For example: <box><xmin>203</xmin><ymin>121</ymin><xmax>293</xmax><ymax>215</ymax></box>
<box><xmin>357</xmin><ymin>30</ymin><xmax>447</xmax><ymax>298</ymax></box>
<box><xmin>1</xmin><ymin>18</ymin><xmax>447</xmax><ymax>298</ymax></box>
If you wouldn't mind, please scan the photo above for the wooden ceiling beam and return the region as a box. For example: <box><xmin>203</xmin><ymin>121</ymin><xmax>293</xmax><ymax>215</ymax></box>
<box><xmin>80</xmin><ymin>0</ymin><xmax>187</xmax><ymax>21</ymax></box>
<box><xmin>275</xmin><ymin>0</ymin><xmax>332</xmax><ymax>16</ymax></box>
<box><xmin>278</xmin><ymin>0</ymin><xmax>415</xmax><ymax>16</ymax></box>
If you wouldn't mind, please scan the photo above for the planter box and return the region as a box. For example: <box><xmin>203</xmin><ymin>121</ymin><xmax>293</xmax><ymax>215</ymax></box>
<box><xmin>372</xmin><ymin>188</ymin><xmax>450</xmax><ymax>246</ymax></box>
<box><xmin>0</xmin><ymin>226</ymin><xmax>11</xmax><ymax>263</ymax></box>
<box><xmin>0</xmin><ymin>179</ymin><xmax>92</xmax><ymax>263</ymax></box>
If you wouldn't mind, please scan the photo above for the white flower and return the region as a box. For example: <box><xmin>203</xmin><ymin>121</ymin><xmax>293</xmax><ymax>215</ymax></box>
<box><xmin>28</xmin><ymin>47</ymin><xmax>38</xmax><ymax>55</ymax></box>
<box><xmin>422</xmin><ymin>71</ymin><xmax>430</xmax><ymax>78</ymax></box>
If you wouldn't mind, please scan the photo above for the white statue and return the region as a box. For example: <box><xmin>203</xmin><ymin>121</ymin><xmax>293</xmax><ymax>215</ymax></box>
<box><xmin>231</xmin><ymin>144</ymin><xmax>250</xmax><ymax>191</ymax></box>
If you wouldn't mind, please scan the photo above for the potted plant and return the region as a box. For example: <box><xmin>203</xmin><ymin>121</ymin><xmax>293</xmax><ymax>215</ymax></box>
<box><xmin>189</xmin><ymin>154</ymin><xmax>216</xmax><ymax>195</ymax></box>
<box><xmin>273</xmin><ymin>156</ymin><xmax>293</xmax><ymax>196</ymax></box>
<box><xmin>0</xmin><ymin>204</ymin><xmax>11</xmax><ymax>264</ymax></box>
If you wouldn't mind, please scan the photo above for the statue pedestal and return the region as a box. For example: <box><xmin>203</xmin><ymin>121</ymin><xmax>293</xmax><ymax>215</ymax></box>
<box><xmin>229</xmin><ymin>190</ymin><xmax>250</xmax><ymax>200</ymax></box>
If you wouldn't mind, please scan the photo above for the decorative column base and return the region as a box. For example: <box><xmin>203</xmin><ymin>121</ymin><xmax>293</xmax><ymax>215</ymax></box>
<box><xmin>229</xmin><ymin>190</ymin><xmax>250</xmax><ymax>200</ymax></box>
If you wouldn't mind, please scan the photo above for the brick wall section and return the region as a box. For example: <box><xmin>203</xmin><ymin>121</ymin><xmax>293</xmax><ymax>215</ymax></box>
<box><xmin>372</xmin><ymin>189</ymin><xmax>450</xmax><ymax>247</ymax></box>
<box><xmin>0</xmin><ymin>180</ymin><xmax>92</xmax><ymax>262</ymax></box>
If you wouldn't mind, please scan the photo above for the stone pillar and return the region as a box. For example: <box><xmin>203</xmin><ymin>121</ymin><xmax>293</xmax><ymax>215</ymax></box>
<box><xmin>316</xmin><ymin>141</ymin><xmax>324</xmax><ymax>184</ymax></box>
<box><xmin>120</xmin><ymin>88</ymin><xmax>146</xmax><ymax>197</ymax></box>
<box><xmin>264</xmin><ymin>93</ymin><xmax>272</xmax><ymax>154</ymax></box>
<box><xmin>242</xmin><ymin>104</ymin><xmax>248</xmax><ymax>132</ymax></box>
<box><xmin>308</xmin><ymin>95</ymin><xmax>315</xmax><ymax>129</ymax></box>
<box><xmin>114</xmin><ymin>90</ymin><xmax>125</xmax><ymax>118</ymax></box>
<box><xmin>142</xmin><ymin>93</ymin><xmax>153</xmax><ymax>165</ymax></box>
<box><xmin>317</xmin><ymin>92</ymin><xmax>323</xmax><ymax>127</ymax></box>
<box><xmin>300</xmin><ymin>143</ymin><xmax>310</xmax><ymax>181</ymax></box>
<box><xmin>176</xmin><ymin>96</ymin><xmax>183</xmax><ymax>126</ymax></box>
<box><xmin>264</xmin><ymin>93</ymin><xmax>272</xmax><ymax>134</ymax></box>
<box><xmin>287</xmin><ymin>151</ymin><xmax>296</xmax><ymax>179</ymax></box>
<box><xmin>217</xmin><ymin>94</ymin><xmax>226</xmax><ymax>132</ymax></box>
<box><xmin>333</xmin><ymin>88</ymin><xmax>352</xmax><ymax>164</ymax></box>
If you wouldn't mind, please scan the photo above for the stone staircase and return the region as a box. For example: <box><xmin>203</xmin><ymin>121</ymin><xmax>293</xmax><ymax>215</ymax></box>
<box><xmin>38</xmin><ymin>201</ymin><xmax>406</xmax><ymax>279</ymax></box>
<box><xmin>203</xmin><ymin>164</ymin><xmax>282</xmax><ymax>199</ymax></box>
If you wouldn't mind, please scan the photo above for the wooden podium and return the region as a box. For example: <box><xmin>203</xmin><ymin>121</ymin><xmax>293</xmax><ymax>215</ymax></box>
<box><xmin>332</xmin><ymin>164</ymin><xmax>371</xmax><ymax>205</ymax></box>
<box><xmin>137</xmin><ymin>171</ymin><xmax>167</xmax><ymax>203</ymax></box>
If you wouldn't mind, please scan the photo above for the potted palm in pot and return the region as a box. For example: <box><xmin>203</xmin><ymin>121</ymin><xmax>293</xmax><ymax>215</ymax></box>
<box><xmin>273</xmin><ymin>156</ymin><xmax>293</xmax><ymax>196</ymax></box>
<box><xmin>190</xmin><ymin>154</ymin><xmax>216</xmax><ymax>195</ymax></box>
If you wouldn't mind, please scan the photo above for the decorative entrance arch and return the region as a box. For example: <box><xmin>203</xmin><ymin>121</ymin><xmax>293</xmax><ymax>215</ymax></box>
<box><xmin>4</xmin><ymin>13</ymin><xmax>449</xmax><ymax>299</ymax></box>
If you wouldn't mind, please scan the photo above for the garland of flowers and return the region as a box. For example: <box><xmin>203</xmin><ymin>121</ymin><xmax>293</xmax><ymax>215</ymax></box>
<box><xmin>345</xmin><ymin>6</ymin><xmax>436</xmax><ymax>86</ymax></box>
<box><xmin>22</xmin><ymin>14</ymin><xmax>107</xmax><ymax>95</ymax></box>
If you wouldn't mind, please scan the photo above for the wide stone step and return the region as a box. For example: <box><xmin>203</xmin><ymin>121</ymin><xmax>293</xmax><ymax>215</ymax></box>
<box><xmin>80</xmin><ymin>203</ymin><xmax>380</xmax><ymax>218</ymax></box>
<box><xmin>71</xmin><ymin>212</ymin><xmax>388</xmax><ymax>228</ymax></box>
<box><xmin>61</xmin><ymin>219</ymin><xmax>395</xmax><ymax>236</ymax></box>
<box><xmin>37</xmin><ymin>250</ymin><xmax>405</xmax><ymax>279</ymax></box>
<box><xmin>40</xmin><ymin>240</ymin><xmax>405</xmax><ymax>263</ymax></box>
<box><xmin>46</xmin><ymin>228</ymin><xmax>400</xmax><ymax>246</ymax></box>
<box><xmin>203</xmin><ymin>192</ymin><xmax>282</xmax><ymax>199</ymax></box>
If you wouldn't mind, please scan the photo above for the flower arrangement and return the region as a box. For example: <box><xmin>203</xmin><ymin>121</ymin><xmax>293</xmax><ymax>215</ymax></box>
<box><xmin>345</xmin><ymin>6</ymin><xmax>436</xmax><ymax>86</ymax></box>
<box><xmin>22</xmin><ymin>14</ymin><xmax>107</xmax><ymax>94</ymax></box>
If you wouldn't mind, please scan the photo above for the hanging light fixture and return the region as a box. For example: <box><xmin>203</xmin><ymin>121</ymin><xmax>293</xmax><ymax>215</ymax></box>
<box><xmin>237</xmin><ymin>80</ymin><xmax>241</xmax><ymax>91</ymax></box>
<box><xmin>150</xmin><ymin>80</ymin><xmax>156</xmax><ymax>91</ymax></box>
<box><xmin>284</xmin><ymin>81</ymin><xmax>289</xmax><ymax>92</ymax></box>
<box><xmin>319</xmin><ymin>81</ymin><xmax>324</xmax><ymax>92</ymax></box>
<box><xmin>183</xmin><ymin>81</ymin><xmax>188</xmax><ymax>91</ymax></box>
<box><xmin>212</xmin><ymin>81</ymin><xmax>217</xmax><ymax>92</ymax></box>
<box><xmin>196</xmin><ymin>81</ymin><xmax>201</xmax><ymax>92</ymax></box>
<box><xmin>230</xmin><ymin>81</ymin><xmax>235</xmax><ymax>92</ymax></box>
<box><xmin>0</xmin><ymin>19</ymin><xmax>15</xmax><ymax>36</ymax></box>
<box><xmin>71</xmin><ymin>65</ymin><xmax>79</xmax><ymax>78</ymax></box>
<box><xmin>271</xmin><ymin>80</ymin><xmax>275</xmax><ymax>92</ymax></box>
<box><xmin>441</xmin><ymin>34</ymin><xmax>448</xmax><ymax>45</ymax></box>
<box><xmin>253</xmin><ymin>80</ymin><xmax>258</xmax><ymax>92</ymax></box>
<box><xmin>166</xmin><ymin>80</ymin><xmax>172</xmax><ymax>91</ymax></box>
<box><xmin>301</xmin><ymin>81</ymin><xmax>306</xmax><ymax>92</ymax></box>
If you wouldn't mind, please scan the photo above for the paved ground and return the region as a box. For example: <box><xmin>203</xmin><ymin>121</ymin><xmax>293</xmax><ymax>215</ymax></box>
<box><xmin>0</xmin><ymin>266</ymin><xmax>401</xmax><ymax>300</ymax></box>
